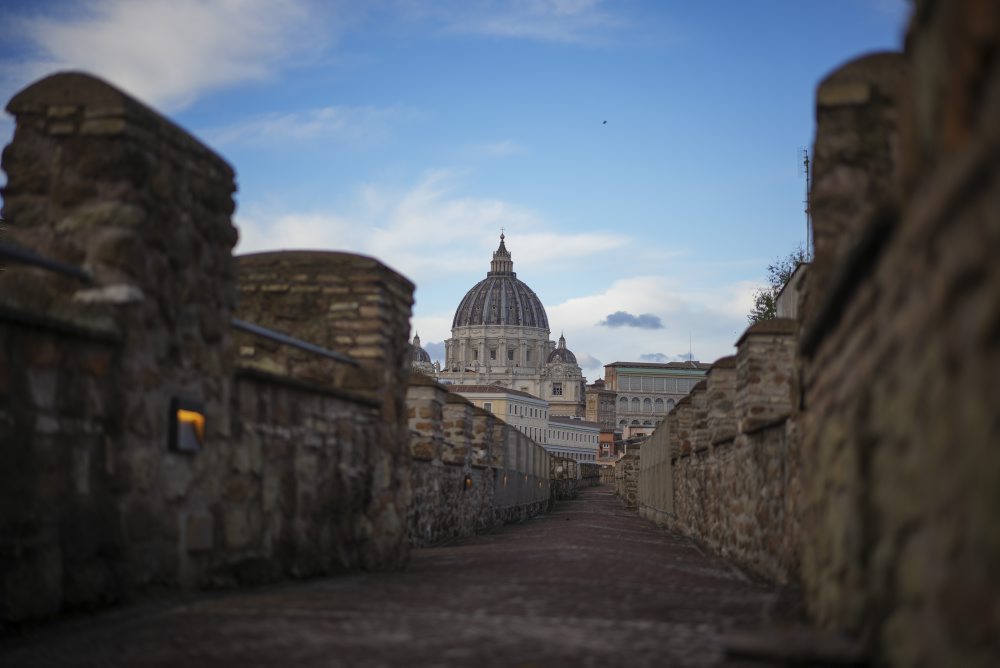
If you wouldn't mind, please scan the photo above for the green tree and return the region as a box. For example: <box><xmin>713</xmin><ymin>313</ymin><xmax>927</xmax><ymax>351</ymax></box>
<box><xmin>747</xmin><ymin>245</ymin><xmax>809</xmax><ymax>324</ymax></box>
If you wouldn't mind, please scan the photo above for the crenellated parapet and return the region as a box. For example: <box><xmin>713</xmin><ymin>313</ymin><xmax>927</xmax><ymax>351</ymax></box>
<box><xmin>630</xmin><ymin>316</ymin><xmax>800</xmax><ymax>583</ymax></box>
<box><xmin>404</xmin><ymin>373</ymin><xmax>554</xmax><ymax>547</ymax></box>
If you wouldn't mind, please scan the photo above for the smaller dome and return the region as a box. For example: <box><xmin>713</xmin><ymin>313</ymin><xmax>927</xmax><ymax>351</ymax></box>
<box><xmin>410</xmin><ymin>334</ymin><xmax>431</xmax><ymax>364</ymax></box>
<box><xmin>547</xmin><ymin>333</ymin><xmax>577</xmax><ymax>364</ymax></box>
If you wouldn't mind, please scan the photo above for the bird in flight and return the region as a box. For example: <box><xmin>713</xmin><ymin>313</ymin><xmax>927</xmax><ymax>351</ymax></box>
<box><xmin>603</xmin><ymin>120</ymin><xmax>607</xmax><ymax>124</ymax></box>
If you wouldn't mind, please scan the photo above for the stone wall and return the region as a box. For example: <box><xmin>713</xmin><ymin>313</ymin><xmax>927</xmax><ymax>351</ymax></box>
<box><xmin>406</xmin><ymin>373</ymin><xmax>552</xmax><ymax>547</ymax></box>
<box><xmin>0</xmin><ymin>73</ymin><xmax>414</xmax><ymax>622</ymax></box>
<box><xmin>613</xmin><ymin>449</ymin><xmax>640</xmax><ymax>509</ymax></box>
<box><xmin>599</xmin><ymin>465</ymin><xmax>615</xmax><ymax>485</ymax></box>
<box><xmin>796</xmin><ymin>1</ymin><xmax>1000</xmax><ymax>663</ymax></box>
<box><xmin>637</xmin><ymin>322</ymin><xmax>801</xmax><ymax>584</ymax></box>
<box><xmin>579</xmin><ymin>462</ymin><xmax>601</xmax><ymax>486</ymax></box>
<box><xmin>234</xmin><ymin>251</ymin><xmax>415</xmax><ymax>568</ymax></box>
<box><xmin>628</xmin><ymin>2</ymin><xmax>1000</xmax><ymax>663</ymax></box>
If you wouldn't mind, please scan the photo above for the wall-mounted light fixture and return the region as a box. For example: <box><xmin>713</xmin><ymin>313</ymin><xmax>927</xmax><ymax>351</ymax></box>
<box><xmin>502</xmin><ymin>474</ymin><xmax>508</xmax><ymax>487</ymax></box>
<box><xmin>463</xmin><ymin>474</ymin><xmax>474</xmax><ymax>490</ymax></box>
<box><xmin>170</xmin><ymin>397</ymin><xmax>205</xmax><ymax>453</ymax></box>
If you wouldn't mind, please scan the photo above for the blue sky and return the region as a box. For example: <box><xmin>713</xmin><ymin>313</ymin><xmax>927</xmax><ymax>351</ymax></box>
<box><xmin>0</xmin><ymin>0</ymin><xmax>909</xmax><ymax>381</ymax></box>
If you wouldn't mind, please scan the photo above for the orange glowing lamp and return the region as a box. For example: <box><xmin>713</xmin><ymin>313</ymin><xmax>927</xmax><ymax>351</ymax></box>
<box><xmin>170</xmin><ymin>398</ymin><xmax>206</xmax><ymax>453</ymax></box>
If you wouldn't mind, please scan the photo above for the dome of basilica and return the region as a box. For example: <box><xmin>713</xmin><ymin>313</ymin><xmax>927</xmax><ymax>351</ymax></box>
<box><xmin>451</xmin><ymin>235</ymin><xmax>549</xmax><ymax>329</ymax></box>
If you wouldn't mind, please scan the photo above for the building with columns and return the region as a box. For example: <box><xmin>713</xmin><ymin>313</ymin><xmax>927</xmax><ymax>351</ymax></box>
<box><xmin>603</xmin><ymin>360</ymin><xmax>710</xmax><ymax>437</ymax></box>
<box><xmin>437</xmin><ymin>234</ymin><xmax>585</xmax><ymax>417</ymax></box>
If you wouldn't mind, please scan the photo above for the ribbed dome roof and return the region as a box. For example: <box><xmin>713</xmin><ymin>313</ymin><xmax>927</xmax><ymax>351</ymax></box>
<box><xmin>452</xmin><ymin>235</ymin><xmax>549</xmax><ymax>329</ymax></box>
<box><xmin>410</xmin><ymin>334</ymin><xmax>432</xmax><ymax>363</ymax></box>
<box><xmin>547</xmin><ymin>334</ymin><xmax>577</xmax><ymax>364</ymax></box>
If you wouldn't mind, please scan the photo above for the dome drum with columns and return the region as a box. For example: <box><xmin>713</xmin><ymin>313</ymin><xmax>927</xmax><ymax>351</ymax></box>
<box><xmin>433</xmin><ymin>234</ymin><xmax>585</xmax><ymax>417</ymax></box>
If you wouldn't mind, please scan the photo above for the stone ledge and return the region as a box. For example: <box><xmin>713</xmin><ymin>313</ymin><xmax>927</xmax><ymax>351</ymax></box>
<box><xmin>736</xmin><ymin>318</ymin><xmax>799</xmax><ymax>347</ymax></box>
<box><xmin>711</xmin><ymin>433</ymin><xmax>737</xmax><ymax>447</ymax></box>
<box><xmin>710</xmin><ymin>355</ymin><xmax>737</xmax><ymax>370</ymax></box>
<box><xmin>0</xmin><ymin>303</ymin><xmax>121</xmax><ymax>344</ymax></box>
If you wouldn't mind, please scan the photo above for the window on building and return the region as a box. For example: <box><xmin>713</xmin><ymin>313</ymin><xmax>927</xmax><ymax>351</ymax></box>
<box><xmin>526</xmin><ymin>349</ymin><xmax>532</xmax><ymax>361</ymax></box>
<box><xmin>507</xmin><ymin>348</ymin><xmax>514</xmax><ymax>361</ymax></box>
<box><xmin>618</xmin><ymin>396</ymin><xmax>628</xmax><ymax>411</ymax></box>
<box><xmin>552</xmin><ymin>383</ymin><xmax>563</xmax><ymax>396</ymax></box>
<box><xmin>630</xmin><ymin>397</ymin><xmax>640</xmax><ymax>412</ymax></box>
<box><xmin>490</xmin><ymin>348</ymin><xmax>496</xmax><ymax>360</ymax></box>
<box><xmin>667</xmin><ymin>399</ymin><xmax>676</xmax><ymax>409</ymax></box>
<box><xmin>643</xmin><ymin>398</ymin><xmax>652</xmax><ymax>412</ymax></box>
<box><xmin>654</xmin><ymin>398</ymin><xmax>664</xmax><ymax>412</ymax></box>
<box><xmin>473</xmin><ymin>349</ymin><xmax>478</xmax><ymax>360</ymax></box>
<box><xmin>483</xmin><ymin>402</ymin><xmax>492</xmax><ymax>413</ymax></box>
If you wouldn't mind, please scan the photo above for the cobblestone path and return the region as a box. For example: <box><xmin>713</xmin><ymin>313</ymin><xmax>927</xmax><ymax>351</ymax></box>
<box><xmin>0</xmin><ymin>486</ymin><xmax>803</xmax><ymax>667</ymax></box>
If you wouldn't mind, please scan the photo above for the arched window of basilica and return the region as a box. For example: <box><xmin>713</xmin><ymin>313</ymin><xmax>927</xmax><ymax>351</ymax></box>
<box><xmin>667</xmin><ymin>398</ymin><xmax>676</xmax><ymax>409</ymax></box>
<box><xmin>643</xmin><ymin>398</ymin><xmax>652</xmax><ymax>412</ymax></box>
<box><xmin>630</xmin><ymin>397</ymin><xmax>640</xmax><ymax>412</ymax></box>
<box><xmin>619</xmin><ymin>419</ymin><xmax>627</xmax><ymax>426</ymax></box>
<box><xmin>618</xmin><ymin>396</ymin><xmax>628</xmax><ymax>411</ymax></box>
<box><xmin>630</xmin><ymin>420</ymin><xmax>639</xmax><ymax>426</ymax></box>
<box><xmin>654</xmin><ymin>398</ymin><xmax>664</xmax><ymax>412</ymax></box>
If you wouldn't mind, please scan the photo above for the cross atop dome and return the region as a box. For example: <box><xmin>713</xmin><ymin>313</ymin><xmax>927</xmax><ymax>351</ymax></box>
<box><xmin>489</xmin><ymin>231</ymin><xmax>514</xmax><ymax>276</ymax></box>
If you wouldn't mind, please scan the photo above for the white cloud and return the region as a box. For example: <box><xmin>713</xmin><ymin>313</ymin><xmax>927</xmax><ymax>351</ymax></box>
<box><xmin>547</xmin><ymin>275</ymin><xmax>751</xmax><ymax>382</ymax></box>
<box><xmin>400</xmin><ymin>0</ymin><xmax>624</xmax><ymax>44</ymax></box>
<box><xmin>203</xmin><ymin>105</ymin><xmax>414</xmax><ymax>147</ymax></box>
<box><xmin>235</xmin><ymin>169</ymin><xmax>626</xmax><ymax>287</ymax></box>
<box><xmin>445</xmin><ymin>0</ymin><xmax>622</xmax><ymax>42</ymax></box>
<box><xmin>5</xmin><ymin>0</ymin><xmax>332</xmax><ymax>110</ymax></box>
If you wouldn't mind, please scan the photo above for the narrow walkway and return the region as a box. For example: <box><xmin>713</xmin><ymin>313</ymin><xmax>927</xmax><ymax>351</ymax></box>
<box><xmin>1</xmin><ymin>486</ymin><xmax>802</xmax><ymax>667</ymax></box>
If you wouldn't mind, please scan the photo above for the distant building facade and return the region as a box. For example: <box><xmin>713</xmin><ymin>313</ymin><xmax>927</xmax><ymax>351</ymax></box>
<box><xmin>546</xmin><ymin>416</ymin><xmax>600</xmax><ymax>462</ymax></box>
<box><xmin>449</xmin><ymin>385</ymin><xmax>550</xmax><ymax>445</ymax></box>
<box><xmin>448</xmin><ymin>385</ymin><xmax>599</xmax><ymax>462</ymax></box>
<box><xmin>585</xmin><ymin>378</ymin><xmax>619</xmax><ymax>459</ymax></box>
<box><xmin>604</xmin><ymin>361</ymin><xmax>711</xmax><ymax>437</ymax></box>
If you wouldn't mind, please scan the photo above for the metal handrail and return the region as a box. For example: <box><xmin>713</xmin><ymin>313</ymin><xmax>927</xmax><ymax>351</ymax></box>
<box><xmin>231</xmin><ymin>318</ymin><xmax>359</xmax><ymax>366</ymax></box>
<box><xmin>0</xmin><ymin>242</ymin><xmax>93</xmax><ymax>283</ymax></box>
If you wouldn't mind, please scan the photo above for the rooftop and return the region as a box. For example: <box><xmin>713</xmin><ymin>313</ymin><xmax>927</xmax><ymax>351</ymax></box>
<box><xmin>605</xmin><ymin>361</ymin><xmax>712</xmax><ymax>371</ymax></box>
<box><xmin>549</xmin><ymin>416</ymin><xmax>601</xmax><ymax>429</ymax></box>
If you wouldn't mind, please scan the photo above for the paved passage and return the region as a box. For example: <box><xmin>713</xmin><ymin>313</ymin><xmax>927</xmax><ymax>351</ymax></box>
<box><xmin>1</xmin><ymin>486</ymin><xmax>804</xmax><ymax>667</ymax></box>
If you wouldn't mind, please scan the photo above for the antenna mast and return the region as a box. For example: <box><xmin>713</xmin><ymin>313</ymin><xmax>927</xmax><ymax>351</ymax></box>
<box><xmin>801</xmin><ymin>148</ymin><xmax>813</xmax><ymax>259</ymax></box>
